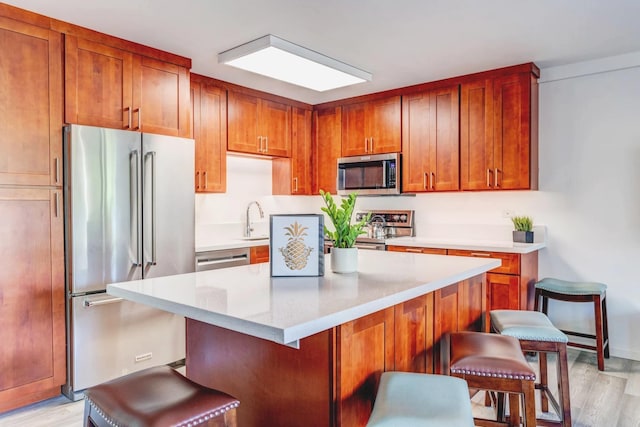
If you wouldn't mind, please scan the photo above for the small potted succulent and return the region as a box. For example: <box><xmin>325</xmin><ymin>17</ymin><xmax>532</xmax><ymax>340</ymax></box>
<box><xmin>320</xmin><ymin>189</ymin><xmax>370</xmax><ymax>273</ymax></box>
<box><xmin>511</xmin><ymin>215</ymin><xmax>534</xmax><ymax>243</ymax></box>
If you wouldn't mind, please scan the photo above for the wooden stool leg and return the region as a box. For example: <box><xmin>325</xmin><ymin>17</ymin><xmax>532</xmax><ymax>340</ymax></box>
<box><xmin>539</xmin><ymin>351</ymin><xmax>549</xmax><ymax>413</ymax></box>
<box><xmin>594</xmin><ymin>294</ymin><xmax>605</xmax><ymax>371</ymax></box>
<box><xmin>602</xmin><ymin>295</ymin><xmax>610</xmax><ymax>358</ymax></box>
<box><xmin>508</xmin><ymin>393</ymin><xmax>520</xmax><ymax>427</ymax></box>
<box><xmin>523</xmin><ymin>380</ymin><xmax>536</xmax><ymax>427</ymax></box>
<box><xmin>557</xmin><ymin>343</ymin><xmax>572</xmax><ymax>427</ymax></box>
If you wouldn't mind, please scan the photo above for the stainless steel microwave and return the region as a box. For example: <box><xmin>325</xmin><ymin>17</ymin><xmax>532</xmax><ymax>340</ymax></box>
<box><xmin>337</xmin><ymin>153</ymin><xmax>401</xmax><ymax>196</ymax></box>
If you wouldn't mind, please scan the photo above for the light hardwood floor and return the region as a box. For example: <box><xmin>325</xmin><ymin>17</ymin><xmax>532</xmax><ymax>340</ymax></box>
<box><xmin>1</xmin><ymin>349</ymin><xmax>639</xmax><ymax>426</ymax></box>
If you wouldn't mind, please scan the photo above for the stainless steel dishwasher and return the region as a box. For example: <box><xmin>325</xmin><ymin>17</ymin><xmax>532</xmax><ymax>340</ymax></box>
<box><xmin>195</xmin><ymin>247</ymin><xmax>251</xmax><ymax>271</ymax></box>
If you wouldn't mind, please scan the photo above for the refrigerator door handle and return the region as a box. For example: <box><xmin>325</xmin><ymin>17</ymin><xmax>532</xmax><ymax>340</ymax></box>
<box><xmin>144</xmin><ymin>151</ymin><xmax>158</xmax><ymax>266</ymax></box>
<box><xmin>83</xmin><ymin>295</ymin><xmax>124</xmax><ymax>307</ymax></box>
<box><xmin>130</xmin><ymin>150</ymin><xmax>142</xmax><ymax>267</ymax></box>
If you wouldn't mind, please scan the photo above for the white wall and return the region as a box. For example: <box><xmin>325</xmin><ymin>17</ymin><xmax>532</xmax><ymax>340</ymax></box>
<box><xmin>197</xmin><ymin>51</ymin><xmax>640</xmax><ymax>360</ymax></box>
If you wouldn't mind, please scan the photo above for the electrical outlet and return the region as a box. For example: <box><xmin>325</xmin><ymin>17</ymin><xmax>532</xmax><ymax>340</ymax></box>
<box><xmin>502</xmin><ymin>209</ymin><xmax>514</xmax><ymax>218</ymax></box>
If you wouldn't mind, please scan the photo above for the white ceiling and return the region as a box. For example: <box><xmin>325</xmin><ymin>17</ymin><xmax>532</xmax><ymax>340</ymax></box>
<box><xmin>6</xmin><ymin>0</ymin><xmax>640</xmax><ymax>105</ymax></box>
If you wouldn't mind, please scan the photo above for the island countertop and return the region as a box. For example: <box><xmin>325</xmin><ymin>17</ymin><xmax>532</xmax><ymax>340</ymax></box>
<box><xmin>107</xmin><ymin>250</ymin><xmax>500</xmax><ymax>347</ymax></box>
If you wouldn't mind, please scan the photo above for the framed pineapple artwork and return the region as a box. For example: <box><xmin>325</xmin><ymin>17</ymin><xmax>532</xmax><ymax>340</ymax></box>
<box><xmin>270</xmin><ymin>214</ymin><xmax>324</xmax><ymax>277</ymax></box>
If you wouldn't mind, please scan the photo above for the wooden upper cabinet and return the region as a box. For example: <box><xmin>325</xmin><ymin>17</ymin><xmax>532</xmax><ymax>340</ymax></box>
<box><xmin>313</xmin><ymin>107</ymin><xmax>342</xmax><ymax>195</ymax></box>
<box><xmin>341</xmin><ymin>96</ymin><xmax>401</xmax><ymax>156</ymax></box>
<box><xmin>402</xmin><ymin>86</ymin><xmax>459</xmax><ymax>192</ymax></box>
<box><xmin>192</xmin><ymin>77</ymin><xmax>227</xmax><ymax>193</ymax></box>
<box><xmin>273</xmin><ymin>107</ymin><xmax>312</xmax><ymax>195</ymax></box>
<box><xmin>460</xmin><ymin>70</ymin><xmax>538</xmax><ymax>190</ymax></box>
<box><xmin>227</xmin><ymin>91</ymin><xmax>291</xmax><ymax>157</ymax></box>
<box><xmin>0</xmin><ymin>16</ymin><xmax>62</xmax><ymax>187</ymax></box>
<box><xmin>65</xmin><ymin>35</ymin><xmax>190</xmax><ymax>138</ymax></box>
<box><xmin>0</xmin><ymin>188</ymin><xmax>65</xmax><ymax>412</ymax></box>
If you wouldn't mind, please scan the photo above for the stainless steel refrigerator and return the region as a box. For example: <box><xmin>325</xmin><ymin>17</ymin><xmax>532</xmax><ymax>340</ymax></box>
<box><xmin>62</xmin><ymin>124</ymin><xmax>194</xmax><ymax>400</ymax></box>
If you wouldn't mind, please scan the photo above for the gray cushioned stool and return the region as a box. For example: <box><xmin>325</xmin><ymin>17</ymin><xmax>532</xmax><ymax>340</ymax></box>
<box><xmin>491</xmin><ymin>309</ymin><xmax>571</xmax><ymax>427</ymax></box>
<box><xmin>366</xmin><ymin>371</ymin><xmax>474</xmax><ymax>427</ymax></box>
<box><xmin>535</xmin><ymin>277</ymin><xmax>609</xmax><ymax>370</ymax></box>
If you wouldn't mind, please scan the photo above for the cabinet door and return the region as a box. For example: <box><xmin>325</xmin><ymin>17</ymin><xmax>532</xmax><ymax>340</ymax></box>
<box><xmin>433</xmin><ymin>283</ymin><xmax>460</xmax><ymax>374</ymax></box>
<box><xmin>133</xmin><ymin>55</ymin><xmax>190</xmax><ymax>137</ymax></box>
<box><xmin>193</xmin><ymin>81</ymin><xmax>227</xmax><ymax>193</ymax></box>
<box><xmin>0</xmin><ymin>18</ymin><xmax>62</xmax><ymax>186</ymax></box>
<box><xmin>460</xmin><ymin>78</ymin><xmax>494</xmax><ymax>190</ymax></box>
<box><xmin>367</xmin><ymin>95</ymin><xmax>401</xmax><ymax>154</ymax></box>
<box><xmin>402</xmin><ymin>87</ymin><xmax>459</xmax><ymax>192</ymax></box>
<box><xmin>493</xmin><ymin>73</ymin><xmax>532</xmax><ymax>190</ymax></box>
<box><xmin>313</xmin><ymin>107</ymin><xmax>342</xmax><ymax>194</ymax></box>
<box><xmin>336</xmin><ymin>308</ymin><xmax>395</xmax><ymax>427</ymax></box>
<box><xmin>250</xmin><ymin>245</ymin><xmax>270</xmax><ymax>264</ymax></box>
<box><xmin>227</xmin><ymin>91</ymin><xmax>260</xmax><ymax>154</ymax></box>
<box><xmin>273</xmin><ymin>107</ymin><xmax>312</xmax><ymax>195</ymax></box>
<box><xmin>394</xmin><ymin>294</ymin><xmax>434</xmax><ymax>374</ymax></box>
<box><xmin>341</xmin><ymin>102</ymin><xmax>367</xmax><ymax>156</ymax></box>
<box><xmin>65</xmin><ymin>35</ymin><xmax>133</xmax><ymax>130</ymax></box>
<box><xmin>0</xmin><ymin>188</ymin><xmax>65</xmax><ymax>412</ymax></box>
<box><xmin>487</xmin><ymin>272</ymin><xmax>521</xmax><ymax>312</ymax></box>
<box><xmin>260</xmin><ymin>99</ymin><xmax>291</xmax><ymax>157</ymax></box>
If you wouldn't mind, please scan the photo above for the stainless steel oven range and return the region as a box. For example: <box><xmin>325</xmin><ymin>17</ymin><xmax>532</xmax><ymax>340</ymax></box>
<box><xmin>324</xmin><ymin>210</ymin><xmax>414</xmax><ymax>252</ymax></box>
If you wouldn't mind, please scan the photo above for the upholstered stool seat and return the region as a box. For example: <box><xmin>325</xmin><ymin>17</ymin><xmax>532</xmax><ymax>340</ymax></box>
<box><xmin>83</xmin><ymin>366</ymin><xmax>239</xmax><ymax>427</ymax></box>
<box><xmin>491</xmin><ymin>309</ymin><xmax>572</xmax><ymax>426</ymax></box>
<box><xmin>366</xmin><ymin>372</ymin><xmax>474</xmax><ymax>427</ymax></box>
<box><xmin>535</xmin><ymin>277</ymin><xmax>609</xmax><ymax>370</ymax></box>
<box><xmin>445</xmin><ymin>331</ymin><xmax>536</xmax><ymax>427</ymax></box>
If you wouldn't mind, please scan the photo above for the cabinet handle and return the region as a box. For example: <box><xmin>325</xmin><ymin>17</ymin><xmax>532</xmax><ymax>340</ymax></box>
<box><xmin>54</xmin><ymin>191</ymin><xmax>60</xmax><ymax>217</ymax></box>
<box><xmin>293</xmin><ymin>177</ymin><xmax>298</xmax><ymax>193</ymax></box>
<box><xmin>364</xmin><ymin>138</ymin><xmax>368</xmax><ymax>153</ymax></box>
<box><xmin>203</xmin><ymin>171</ymin><xmax>208</xmax><ymax>190</ymax></box>
<box><xmin>125</xmin><ymin>106</ymin><xmax>132</xmax><ymax>129</ymax></box>
<box><xmin>264</xmin><ymin>136</ymin><xmax>268</xmax><ymax>153</ymax></box>
<box><xmin>196</xmin><ymin>171</ymin><xmax>200</xmax><ymax>190</ymax></box>
<box><xmin>429</xmin><ymin>171</ymin><xmax>434</xmax><ymax>190</ymax></box>
<box><xmin>405</xmin><ymin>248</ymin><xmax>423</xmax><ymax>253</ymax></box>
<box><xmin>370</xmin><ymin>137</ymin><xmax>374</xmax><ymax>152</ymax></box>
<box><xmin>470</xmin><ymin>252</ymin><xmax>491</xmax><ymax>257</ymax></box>
<box><xmin>423</xmin><ymin>172</ymin><xmax>428</xmax><ymax>190</ymax></box>
<box><xmin>494</xmin><ymin>168</ymin><xmax>499</xmax><ymax>188</ymax></box>
<box><xmin>54</xmin><ymin>157</ymin><xmax>60</xmax><ymax>185</ymax></box>
<box><xmin>132</xmin><ymin>108</ymin><xmax>141</xmax><ymax>130</ymax></box>
<box><xmin>487</xmin><ymin>168</ymin><xmax>493</xmax><ymax>187</ymax></box>
<box><xmin>258</xmin><ymin>136</ymin><xmax>263</xmax><ymax>152</ymax></box>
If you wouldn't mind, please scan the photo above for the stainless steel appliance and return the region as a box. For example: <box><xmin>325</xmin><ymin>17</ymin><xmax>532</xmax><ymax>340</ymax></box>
<box><xmin>324</xmin><ymin>210</ymin><xmax>414</xmax><ymax>252</ymax></box>
<box><xmin>337</xmin><ymin>153</ymin><xmax>401</xmax><ymax>196</ymax></box>
<box><xmin>62</xmin><ymin>124</ymin><xmax>194</xmax><ymax>400</ymax></box>
<box><xmin>196</xmin><ymin>248</ymin><xmax>251</xmax><ymax>271</ymax></box>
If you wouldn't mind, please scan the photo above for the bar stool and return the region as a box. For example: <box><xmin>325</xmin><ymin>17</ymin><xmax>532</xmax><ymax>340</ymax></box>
<box><xmin>535</xmin><ymin>277</ymin><xmax>609</xmax><ymax>371</ymax></box>
<box><xmin>491</xmin><ymin>309</ymin><xmax>571</xmax><ymax>427</ymax></box>
<box><xmin>366</xmin><ymin>371</ymin><xmax>474</xmax><ymax>427</ymax></box>
<box><xmin>83</xmin><ymin>365</ymin><xmax>239</xmax><ymax>427</ymax></box>
<box><xmin>444</xmin><ymin>331</ymin><xmax>536</xmax><ymax>427</ymax></box>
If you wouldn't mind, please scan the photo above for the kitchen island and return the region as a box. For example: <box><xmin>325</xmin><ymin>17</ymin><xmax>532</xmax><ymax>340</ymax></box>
<box><xmin>108</xmin><ymin>250</ymin><xmax>500</xmax><ymax>427</ymax></box>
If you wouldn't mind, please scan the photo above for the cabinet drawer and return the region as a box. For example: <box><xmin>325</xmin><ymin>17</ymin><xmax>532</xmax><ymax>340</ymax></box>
<box><xmin>447</xmin><ymin>249</ymin><xmax>520</xmax><ymax>275</ymax></box>
<box><xmin>250</xmin><ymin>245</ymin><xmax>270</xmax><ymax>264</ymax></box>
<box><xmin>387</xmin><ymin>245</ymin><xmax>447</xmax><ymax>255</ymax></box>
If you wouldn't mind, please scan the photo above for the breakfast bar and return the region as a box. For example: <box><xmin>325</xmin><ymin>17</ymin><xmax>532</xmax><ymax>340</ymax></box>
<box><xmin>108</xmin><ymin>250</ymin><xmax>500</xmax><ymax>427</ymax></box>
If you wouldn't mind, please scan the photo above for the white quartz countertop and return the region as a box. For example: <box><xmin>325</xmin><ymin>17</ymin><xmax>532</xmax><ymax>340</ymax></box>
<box><xmin>385</xmin><ymin>236</ymin><xmax>546</xmax><ymax>254</ymax></box>
<box><xmin>107</xmin><ymin>251</ymin><xmax>499</xmax><ymax>347</ymax></box>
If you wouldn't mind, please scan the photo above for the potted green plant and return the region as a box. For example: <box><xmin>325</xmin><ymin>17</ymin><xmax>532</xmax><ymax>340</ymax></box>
<box><xmin>320</xmin><ymin>189</ymin><xmax>370</xmax><ymax>273</ymax></box>
<box><xmin>511</xmin><ymin>215</ymin><xmax>534</xmax><ymax>243</ymax></box>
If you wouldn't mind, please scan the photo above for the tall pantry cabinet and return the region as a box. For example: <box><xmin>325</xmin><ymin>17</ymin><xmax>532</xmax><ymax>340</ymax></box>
<box><xmin>0</xmin><ymin>8</ymin><xmax>66</xmax><ymax>413</ymax></box>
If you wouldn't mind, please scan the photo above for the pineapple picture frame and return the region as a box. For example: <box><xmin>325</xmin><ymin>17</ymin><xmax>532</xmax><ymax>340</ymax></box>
<box><xmin>270</xmin><ymin>214</ymin><xmax>325</xmax><ymax>277</ymax></box>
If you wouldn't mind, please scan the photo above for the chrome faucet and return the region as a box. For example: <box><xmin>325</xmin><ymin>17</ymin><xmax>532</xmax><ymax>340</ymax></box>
<box><xmin>245</xmin><ymin>201</ymin><xmax>264</xmax><ymax>237</ymax></box>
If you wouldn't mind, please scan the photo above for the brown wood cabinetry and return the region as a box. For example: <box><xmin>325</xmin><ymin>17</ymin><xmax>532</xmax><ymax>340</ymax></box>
<box><xmin>227</xmin><ymin>91</ymin><xmax>291</xmax><ymax>157</ymax></box>
<box><xmin>394</xmin><ymin>294</ymin><xmax>434</xmax><ymax>374</ymax></box>
<box><xmin>0</xmin><ymin>16</ymin><xmax>62</xmax><ymax>187</ymax></box>
<box><xmin>273</xmin><ymin>107</ymin><xmax>312</xmax><ymax>195</ymax></box>
<box><xmin>0</xmin><ymin>188</ymin><xmax>65</xmax><ymax>413</ymax></box>
<box><xmin>65</xmin><ymin>35</ymin><xmax>190</xmax><ymax>137</ymax></box>
<box><xmin>402</xmin><ymin>86</ymin><xmax>459</xmax><ymax>192</ymax></box>
<box><xmin>191</xmin><ymin>76</ymin><xmax>227</xmax><ymax>193</ymax></box>
<box><xmin>460</xmin><ymin>69</ymin><xmax>539</xmax><ymax>190</ymax></box>
<box><xmin>313</xmin><ymin>107</ymin><xmax>342</xmax><ymax>194</ymax></box>
<box><xmin>249</xmin><ymin>245</ymin><xmax>270</xmax><ymax>264</ymax></box>
<box><xmin>387</xmin><ymin>245</ymin><xmax>447</xmax><ymax>255</ymax></box>
<box><xmin>448</xmin><ymin>249</ymin><xmax>538</xmax><ymax>313</ymax></box>
<box><xmin>341</xmin><ymin>96</ymin><xmax>401</xmax><ymax>156</ymax></box>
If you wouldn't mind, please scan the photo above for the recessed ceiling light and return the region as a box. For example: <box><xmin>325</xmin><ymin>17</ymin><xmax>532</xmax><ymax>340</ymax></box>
<box><xmin>218</xmin><ymin>35</ymin><xmax>372</xmax><ymax>92</ymax></box>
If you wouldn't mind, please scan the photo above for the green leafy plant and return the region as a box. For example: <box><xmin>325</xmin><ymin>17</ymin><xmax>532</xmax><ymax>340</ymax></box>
<box><xmin>511</xmin><ymin>215</ymin><xmax>533</xmax><ymax>232</ymax></box>
<box><xmin>320</xmin><ymin>189</ymin><xmax>371</xmax><ymax>248</ymax></box>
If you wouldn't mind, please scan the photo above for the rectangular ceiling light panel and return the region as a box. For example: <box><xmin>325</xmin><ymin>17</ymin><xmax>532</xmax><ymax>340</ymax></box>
<box><xmin>218</xmin><ymin>35</ymin><xmax>372</xmax><ymax>92</ymax></box>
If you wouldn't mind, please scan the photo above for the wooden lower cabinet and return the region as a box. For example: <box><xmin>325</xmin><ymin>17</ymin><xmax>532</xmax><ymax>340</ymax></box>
<box><xmin>186</xmin><ymin>274</ymin><xmax>485</xmax><ymax>426</ymax></box>
<box><xmin>0</xmin><ymin>188</ymin><xmax>65</xmax><ymax>413</ymax></box>
<box><xmin>387</xmin><ymin>245</ymin><xmax>446</xmax><ymax>255</ymax></box>
<box><xmin>249</xmin><ymin>245</ymin><xmax>270</xmax><ymax>264</ymax></box>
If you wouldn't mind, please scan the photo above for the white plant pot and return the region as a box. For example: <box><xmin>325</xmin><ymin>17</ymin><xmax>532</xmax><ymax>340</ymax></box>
<box><xmin>331</xmin><ymin>247</ymin><xmax>358</xmax><ymax>273</ymax></box>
